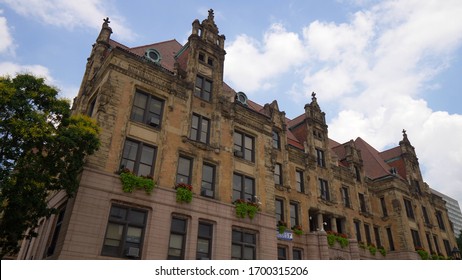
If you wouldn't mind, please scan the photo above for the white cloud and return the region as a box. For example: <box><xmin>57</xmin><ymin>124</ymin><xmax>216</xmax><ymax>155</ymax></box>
<box><xmin>0</xmin><ymin>61</ymin><xmax>53</xmax><ymax>81</ymax></box>
<box><xmin>224</xmin><ymin>0</ymin><xmax>462</xmax><ymax>203</ymax></box>
<box><xmin>225</xmin><ymin>23</ymin><xmax>307</xmax><ymax>93</ymax></box>
<box><xmin>0</xmin><ymin>10</ymin><xmax>14</xmax><ymax>54</ymax></box>
<box><xmin>0</xmin><ymin>0</ymin><xmax>135</xmax><ymax>41</ymax></box>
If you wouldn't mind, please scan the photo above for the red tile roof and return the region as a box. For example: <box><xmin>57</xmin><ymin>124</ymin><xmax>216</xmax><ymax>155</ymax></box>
<box><xmin>354</xmin><ymin>137</ymin><xmax>394</xmax><ymax>180</ymax></box>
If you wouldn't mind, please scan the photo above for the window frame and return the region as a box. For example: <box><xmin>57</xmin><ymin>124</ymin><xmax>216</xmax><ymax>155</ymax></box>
<box><xmin>316</xmin><ymin>148</ymin><xmax>326</xmax><ymax>167</ymax></box>
<box><xmin>359</xmin><ymin>193</ymin><xmax>367</xmax><ymax>213</ymax></box>
<box><xmin>274</xmin><ymin>163</ymin><xmax>282</xmax><ymax>185</ymax></box>
<box><xmin>196</xmin><ymin>222</ymin><xmax>213</xmax><ymax>260</ymax></box>
<box><xmin>101</xmin><ymin>204</ymin><xmax>148</xmax><ymax>259</ymax></box>
<box><xmin>277</xmin><ymin>246</ymin><xmax>287</xmax><ymax>260</ymax></box>
<box><xmin>380</xmin><ymin>197</ymin><xmax>388</xmax><ymax>217</ymax></box>
<box><xmin>231</xmin><ymin>229</ymin><xmax>256</xmax><ymax>260</ymax></box>
<box><xmin>295</xmin><ymin>170</ymin><xmax>304</xmax><ymax>193</ymax></box>
<box><xmin>120</xmin><ymin>139</ymin><xmax>157</xmax><ymax>177</ymax></box>
<box><xmin>232</xmin><ymin>173</ymin><xmax>255</xmax><ymax>202</ymax></box>
<box><xmin>292</xmin><ymin>248</ymin><xmax>303</xmax><ymax>260</ymax></box>
<box><xmin>190</xmin><ymin>113</ymin><xmax>210</xmax><ymax>144</ymax></box>
<box><xmin>194</xmin><ymin>75</ymin><xmax>212</xmax><ymax>102</ymax></box>
<box><xmin>200</xmin><ymin>162</ymin><xmax>216</xmax><ymax>198</ymax></box>
<box><xmin>272</xmin><ymin>131</ymin><xmax>280</xmax><ymax>149</ymax></box>
<box><xmin>341</xmin><ymin>186</ymin><xmax>350</xmax><ymax>208</ymax></box>
<box><xmin>403</xmin><ymin>198</ymin><xmax>415</xmax><ymax>220</ymax></box>
<box><xmin>435</xmin><ymin>211</ymin><xmax>446</xmax><ymax>231</ymax></box>
<box><xmin>411</xmin><ymin>229</ymin><xmax>422</xmax><ymax>249</ymax></box>
<box><xmin>275</xmin><ymin>198</ymin><xmax>284</xmax><ymax>223</ymax></box>
<box><xmin>318</xmin><ymin>178</ymin><xmax>330</xmax><ymax>201</ymax></box>
<box><xmin>130</xmin><ymin>90</ymin><xmax>164</xmax><ymax>128</ymax></box>
<box><xmin>167</xmin><ymin>217</ymin><xmax>188</xmax><ymax>260</ymax></box>
<box><xmin>290</xmin><ymin>202</ymin><xmax>300</xmax><ymax>227</ymax></box>
<box><xmin>175</xmin><ymin>155</ymin><xmax>193</xmax><ymax>185</ymax></box>
<box><xmin>233</xmin><ymin>130</ymin><xmax>255</xmax><ymax>162</ymax></box>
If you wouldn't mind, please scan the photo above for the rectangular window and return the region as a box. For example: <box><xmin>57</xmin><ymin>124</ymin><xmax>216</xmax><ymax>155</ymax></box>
<box><xmin>359</xmin><ymin>193</ymin><xmax>367</xmax><ymax>213</ymax></box>
<box><xmin>386</xmin><ymin>227</ymin><xmax>395</xmax><ymax>251</ymax></box>
<box><xmin>295</xmin><ymin>170</ymin><xmax>304</xmax><ymax>193</ymax></box>
<box><xmin>374</xmin><ymin>226</ymin><xmax>382</xmax><ymax>248</ymax></box>
<box><xmin>292</xmin><ymin>248</ymin><xmax>303</xmax><ymax>260</ymax></box>
<box><xmin>121</xmin><ymin>139</ymin><xmax>156</xmax><ymax>177</ymax></box>
<box><xmin>426</xmin><ymin>233</ymin><xmax>433</xmax><ymax>253</ymax></box>
<box><xmin>290</xmin><ymin>202</ymin><xmax>299</xmax><ymax>227</ymax></box>
<box><xmin>403</xmin><ymin>198</ymin><xmax>414</xmax><ymax>219</ymax></box>
<box><xmin>176</xmin><ymin>156</ymin><xmax>193</xmax><ymax>184</ymax></box>
<box><xmin>319</xmin><ymin>179</ymin><xmax>330</xmax><ymax>201</ymax></box>
<box><xmin>354</xmin><ymin>220</ymin><xmax>362</xmax><ymax>241</ymax></box>
<box><xmin>275</xmin><ymin>198</ymin><xmax>284</xmax><ymax>223</ymax></box>
<box><xmin>233</xmin><ymin>131</ymin><xmax>255</xmax><ymax>162</ymax></box>
<box><xmin>87</xmin><ymin>96</ymin><xmax>96</xmax><ymax>117</ymax></box>
<box><xmin>195</xmin><ymin>75</ymin><xmax>212</xmax><ymax>101</ymax></box>
<box><xmin>201</xmin><ymin>163</ymin><xmax>215</xmax><ymax>198</ymax></box>
<box><xmin>364</xmin><ymin>224</ymin><xmax>372</xmax><ymax>245</ymax></box>
<box><xmin>380</xmin><ymin>197</ymin><xmax>388</xmax><ymax>217</ymax></box>
<box><xmin>231</xmin><ymin>229</ymin><xmax>256</xmax><ymax>260</ymax></box>
<box><xmin>277</xmin><ymin>246</ymin><xmax>287</xmax><ymax>260</ymax></box>
<box><xmin>168</xmin><ymin>217</ymin><xmax>187</xmax><ymax>260</ymax></box>
<box><xmin>130</xmin><ymin>90</ymin><xmax>164</xmax><ymax>128</ymax></box>
<box><xmin>354</xmin><ymin>166</ymin><xmax>361</xmax><ymax>182</ymax></box>
<box><xmin>443</xmin><ymin>239</ymin><xmax>451</xmax><ymax>257</ymax></box>
<box><xmin>414</xmin><ymin>180</ymin><xmax>422</xmax><ymax>195</ymax></box>
<box><xmin>233</xmin><ymin>173</ymin><xmax>255</xmax><ymax>201</ymax></box>
<box><xmin>433</xmin><ymin>235</ymin><xmax>440</xmax><ymax>254</ymax></box>
<box><xmin>274</xmin><ymin>163</ymin><xmax>282</xmax><ymax>185</ymax></box>
<box><xmin>272</xmin><ymin>131</ymin><xmax>280</xmax><ymax>149</ymax></box>
<box><xmin>196</xmin><ymin>222</ymin><xmax>213</xmax><ymax>260</ymax></box>
<box><xmin>422</xmin><ymin>206</ymin><xmax>430</xmax><ymax>224</ymax></box>
<box><xmin>190</xmin><ymin>113</ymin><xmax>210</xmax><ymax>144</ymax></box>
<box><xmin>411</xmin><ymin>229</ymin><xmax>421</xmax><ymax>248</ymax></box>
<box><xmin>341</xmin><ymin>186</ymin><xmax>350</xmax><ymax>207</ymax></box>
<box><xmin>316</xmin><ymin>148</ymin><xmax>325</xmax><ymax>167</ymax></box>
<box><xmin>46</xmin><ymin>204</ymin><xmax>66</xmax><ymax>257</ymax></box>
<box><xmin>436</xmin><ymin>211</ymin><xmax>446</xmax><ymax>231</ymax></box>
<box><xmin>101</xmin><ymin>205</ymin><xmax>147</xmax><ymax>259</ymax></box>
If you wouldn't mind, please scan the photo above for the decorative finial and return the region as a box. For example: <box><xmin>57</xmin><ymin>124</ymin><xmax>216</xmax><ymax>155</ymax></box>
<box><xmin>208</xmin><ymin>9</ymin><xmax>214</xmax><ymax>21</ymax></box>
<box><xmin>311</xmin><ymin>92</ymin><xmax>317</xmax><ymax>102</ymax></box>
<box><xmin>402</xmin><ymin>129</ymin><xmax>407</xmax><ymax>135</ymax></box>
<box><xmin>103</xmin><ymin>17</ymin><xmax>110</xmax><ymax>24</ymax></box>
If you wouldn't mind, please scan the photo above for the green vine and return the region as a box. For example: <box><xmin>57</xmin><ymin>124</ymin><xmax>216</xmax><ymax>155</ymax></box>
<box><xmin>292</xmin><ymin>225</ymin><xmax>303</xmax><ymax>236</ymax></box>
<box><xmin>234</xmin><ymin>199</ymin><xmax>260</xmax><ymax>219</ymax></box>
<box><xmin>175</xmin><ymin>183</ymin><xmax>193</xmax><ymax>203</ymax></box>
<box><xmin>326</xmin><ymin>231</ymin><xmax>349</xmax><ymax>248</ymax></box>
<box><xmin>119</xmin><ymin>168</ymin><xmax>155</xmax><ymax>194</ymax></box>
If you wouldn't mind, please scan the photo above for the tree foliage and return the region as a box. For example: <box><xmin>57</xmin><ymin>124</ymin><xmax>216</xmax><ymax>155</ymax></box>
<box><xmin>0</xmin><ymin>74</ymin><xmax>100</xmax><ymax>258</ymax></box>
<box><xmin>457</xmin><ymin>230</ymin><xmax>462</xmax><ymax>253</ymax></box>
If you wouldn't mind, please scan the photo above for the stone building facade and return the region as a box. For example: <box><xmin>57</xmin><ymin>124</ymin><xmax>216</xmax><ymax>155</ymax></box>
<box><xmin>17</xmin><ymin>11</ymin><xmax>457</xmax><ymax>260</ymax></box>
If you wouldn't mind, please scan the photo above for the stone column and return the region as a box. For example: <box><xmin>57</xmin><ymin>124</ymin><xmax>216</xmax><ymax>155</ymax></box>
<box><xmin>317</xmin><ymin>213</ymin><xmax>324</xmax><ymax>231</ymax></box>
<box><xmin>331</xmin><ymin>216</ymin><xmax>337</xmax><ymax>232</ymax></box>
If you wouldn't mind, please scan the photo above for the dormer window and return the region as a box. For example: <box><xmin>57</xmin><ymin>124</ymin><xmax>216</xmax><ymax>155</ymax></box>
<box><xmin>145</xmin><ymin>49</ymin><xmax>161</xmax><ymax>64</ymax></box>
<box><xmin>199</xmin><ymin>52</ymin><xmax>205</xmax><ymax>62</ymax></box>
<box><xmin>235</xmin><ymin>91</ymin><xmax>248</xmax><ymax>106</ymax></box>
<box><xmin>207</xmin><ymin>57</ymin><xmax>214</xmax><ymax>66</ymax></box>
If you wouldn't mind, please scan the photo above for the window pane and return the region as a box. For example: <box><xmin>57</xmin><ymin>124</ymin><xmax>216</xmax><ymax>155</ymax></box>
<box><xmin>244</xmin><ymin>233</ymin><xmax>255</xmax><ymax>244</ymax></box>
<box><xmin>138</xmin><ymin>163</ymin><xmax>151</xmax><ymax>177</ymax></box>
<box><xmin>232</xmin><ymin>230</ymin><xmax>242</xmax><ymax>242</ymax></box>
<box><xmin>204</xmin><ymin>80</ymin><xmax>211</xmax><ymax>92</ymax></box>
<box><xmin>197</xmin><ymin>239</ymin><xmax>209</xmax><ymax>253</ymax></box>
<box><xmin>123</xmin><ymin>141</ymin><xmax>138</xmax><ymax>161</ymax></box>
<box><xmin>149</xmin><ymin>99</ymin><xmax>162</xmax><ymax>114</ymax></box>
<box><xmin>244</xmin><ymin>136</ymin><xmax>253</xmax><ymax>149</ymax></box>
<box><xmin>131</xmin><ymin>107</ymin><xmax>144</xmax><ymax>122</ymax></box>
<box><xmin>171</xmin><ymin>218</ymin><xmax>186</xmax><ymax>233</ymax></box>
<box><xmin>234</xmin><ymin>132</ymin><xmax>242</xmax><ymax>148</ymax></box>
<box><xmin>169</xmin><ymin>234</ymin><xmax>184</xmax><ymax>250</ymax></box>
<box><xmin>126</xmin><ymin>227</ymin><xmax>142</xmax><ymax>243</ymax></box>
<box><xmin>128</xmin><ymin>210</ymin><xmax>146</xmax><ymax>225</ymax></box>
<box><xmin>231</xmin><ymin>245</ymin><xmax>241</xmax><ymax>259</ymax></box>
<box><xmin>104</xmin><ymin>223</ymin><xmax>123</xmax><ymax>246</ymax></box>
<box><xmin>110</xmin><ymin>207</ymin><xmax>127</xmax><ymax>220</ymax></box>
<box><xmin>191</xmin><ymin>115</ymin><xmax>199</xmax><ymax>129</ymax></box>
<box><xmin>140</xmin><ymin>146</ymin><xmax>155</xmax><ymax>165</ymax></box>
<box><xmin>243</xmin><ymin>246</ymin><xmax>254</xmax><ymax>260</ymax></box>
<box><xmin>134</xmin><ymin>92</ymin><xmax>147</xmax><ymax>108</ymax></box>
<box><xmin>198</xmin><ymin>223</ymin><xmax>212</xmax><ymax>237</ymax></box>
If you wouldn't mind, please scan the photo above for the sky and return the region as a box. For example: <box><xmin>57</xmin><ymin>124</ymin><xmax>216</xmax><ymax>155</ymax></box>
<box><xmin>1</xmin><ymin>0</ymin><xmax>462</xmax><ymax>206</ymax></box>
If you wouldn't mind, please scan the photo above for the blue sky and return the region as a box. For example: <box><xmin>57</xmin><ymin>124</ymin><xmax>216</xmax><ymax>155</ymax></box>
<box><xmin>1</xmin><ymin>0</ymin><xmax>462</xmax><ymax>205</ymax></box>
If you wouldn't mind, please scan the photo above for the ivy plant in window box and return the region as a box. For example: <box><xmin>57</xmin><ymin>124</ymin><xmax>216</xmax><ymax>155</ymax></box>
<box><xmin>277</xmin><ymin>220</ymin><xmax>288</xmax><ymax>234</ymax></box>
<box><xmin>233</xmin><ymin>199</ymin><xmax>260</xmax><ymax>219</ymax></box>
<box><xmin>175</xmin><ymin>183</ymin><xmax>193</xmax><ymax>203</ymax></box>
<box><xmin>119</xmin><ymin>168</ymin><xmax>155</xmax><ymax>194</ymax></box>
<box><xmin>291</xmin><ymin>225</ymin><xmax>303</xmax><ymax>236</ymax></box>
<box><xmin>326</xmin><ymin>231</ymin><xmax>349</xmax><ymax>248</ymax></box>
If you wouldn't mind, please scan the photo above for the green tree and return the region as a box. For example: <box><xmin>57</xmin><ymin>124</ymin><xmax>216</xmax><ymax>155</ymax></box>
<box><xmin>0</xmin><ymin>74</ymin><xmax>100</xmax><ymax>258</ymax></box>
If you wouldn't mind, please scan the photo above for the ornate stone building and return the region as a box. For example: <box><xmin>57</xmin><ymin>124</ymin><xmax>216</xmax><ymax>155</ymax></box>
<box><xmin>17</xmin><ymin>11</ymin><xmax>457</xmax><ymax>260</ymax></box>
